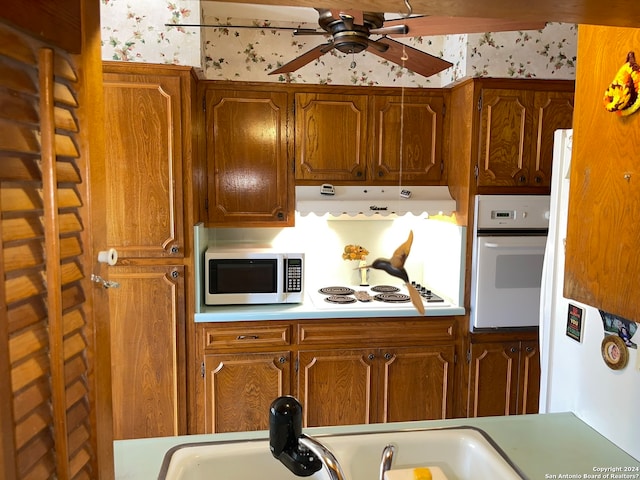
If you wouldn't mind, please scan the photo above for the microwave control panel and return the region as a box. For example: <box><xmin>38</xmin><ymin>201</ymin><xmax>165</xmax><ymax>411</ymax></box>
<box><xmin>285</xmin><ymin>258</ymin><xmax>303</xmax><ymax>292</ymax></box>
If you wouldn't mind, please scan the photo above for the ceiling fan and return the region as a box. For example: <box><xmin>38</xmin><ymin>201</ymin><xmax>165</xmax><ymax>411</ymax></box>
<box><xmin>172</xmin><ymin>8</ymin><xmax>546</xmax><ymax>78</ymax></box>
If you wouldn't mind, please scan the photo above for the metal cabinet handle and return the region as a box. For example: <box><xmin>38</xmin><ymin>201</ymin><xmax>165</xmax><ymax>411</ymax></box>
<box><xmin>278</xmin><ymin>356</ymin><xmax>286</xmax><ymax>364</ymax></box>
<box><xmin>368</xmin><ymin>353</ymin><xmax>375</xmax><ymax>360</ymax></box>
<box><xmin>510</xmin><ymin>346</ymin><xmax>519</xmax><ymax>353</ymax></box>
<box><xmin>525</xmin><ymin>346</ymin><xmax>535</xmax><ymax>353</ymax></box>
<box><xmin>170</xmin><ymin>245</ymin><xmax>179</xmax><ymax>254</ymax></box>
<box><xmin>236</xmin><ymin>335</ymin><xmax>259</xmax><ymax>340</ymax></box>
<box><xmin>384</xmin><ymin>352</ymin><xmax>393</xmax><ymax>360</ymax></box>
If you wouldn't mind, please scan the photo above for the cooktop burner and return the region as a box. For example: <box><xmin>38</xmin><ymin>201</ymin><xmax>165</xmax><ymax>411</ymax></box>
<box><xmin>312</xmin><ymin>284</ymin><xmax>449</xmax><ymax>309</ymax></box>
<box><xmin>374</xmin><ymin>293</ymin><xmax>410</xmax><ymax>303</ymax></box>
<box><xmin>370</xmin><ymin>285</ymin><xmax>400</xmax><ymax>293</ymax></box>
<box><xmin>325</xmin><ymin>295</ymin><xmax>357</xmax><ymax>304</ymax></box>
<box><xmin>319</xmin><ymin>286</ymin><xmax>355</xmax><ymax>296</ymax></box>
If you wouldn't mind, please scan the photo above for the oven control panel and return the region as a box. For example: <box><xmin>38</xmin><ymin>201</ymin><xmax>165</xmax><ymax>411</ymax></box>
<box><xmin>476</xmin><ymin>195</ymin><xmax>551</xmax><ymax>230</ymax></box>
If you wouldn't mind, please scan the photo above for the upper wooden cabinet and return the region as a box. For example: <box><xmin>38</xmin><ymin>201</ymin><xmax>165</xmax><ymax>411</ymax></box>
<box><xmin>202</xmin><ymin>84</ymin><xmax>294</xmax><ymax>227</ymax></box>
<box><xmin>372</xmin><ymin>94</ymin><xmax>445</xmax><ymax>184</ymax></box>
<box><xmin>103</xmin><ymin>68</ymin><xmax>186</xmax><ymax>258</ymax></box>
<box><xmin>477</xmin><ymin>87</ymin><xmax>574</xmax><ymax>190</ymax></box>
<box><xmin>295</xmin><ymin>90</ymin><xmax>446</xmax><ymax>185</ymax></box>
<box><xmin>295</xmin><ymin>92</ymin><xmax>369</xmax><ymax>182</ymax></box>
<box><xmin>565</xmin><ymin>26</ymin><xmax>640</xmax><ymax>320</ymax></box>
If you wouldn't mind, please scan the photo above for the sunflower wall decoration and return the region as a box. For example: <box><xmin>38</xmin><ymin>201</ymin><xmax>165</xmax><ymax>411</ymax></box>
<box><xmin>603</xmin><ymin>51</ymin><xmax>640</xmax><ymax>117</ymax></box>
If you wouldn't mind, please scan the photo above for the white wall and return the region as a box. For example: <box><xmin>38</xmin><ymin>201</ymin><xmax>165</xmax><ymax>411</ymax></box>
<box><xmin>205</xmin><ymin>213</ymin><xmax>465</xmax><ymax>303</ymax></box>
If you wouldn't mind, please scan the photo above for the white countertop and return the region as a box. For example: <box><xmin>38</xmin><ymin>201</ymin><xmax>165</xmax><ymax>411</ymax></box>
<box><xmin>195</xmin><ymin>297</ymin><xmax>465</xmax><ymax>322</ymax></box>
<box><xmin>114</xmin><ymin>412</ymin><xmax>640</xmax><ymax>480</ymax></box>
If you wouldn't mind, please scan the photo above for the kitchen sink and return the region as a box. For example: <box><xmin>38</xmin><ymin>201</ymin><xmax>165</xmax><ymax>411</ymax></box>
<box><xmin>158</xmin><ymin>426</ymin><xmax>525</xmax><ymax>480</ymax></box>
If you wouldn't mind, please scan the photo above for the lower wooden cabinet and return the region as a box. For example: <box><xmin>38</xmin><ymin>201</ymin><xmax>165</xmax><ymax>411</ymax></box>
<box><xmin>297</xmin><ymin>345</ymin><xmax>455</xmax><ymax>427</ymax></box>
<box><xmin>108</xmin><ymin>264</ymin><xmax>186</xmax><ymax>440</ymax></box>
<box><xmin>196</xmin><ymin>318</ymin><xmax>459</xmax><ymax>433</ymax></box>
<box><xmin>467</xmin><ymin>335</ymin><xmax>540</xmax><ymax>417</ymax></box>
<box><xmin>203</xmin><ymin>351</ymin><xmax>291</xmax><ymax>433</ymax></box>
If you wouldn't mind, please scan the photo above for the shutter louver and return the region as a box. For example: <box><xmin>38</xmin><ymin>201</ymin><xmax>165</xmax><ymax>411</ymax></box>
<box><xmin>1</xmin><ymin>21</ymin><xmax>97</xmax><ymax>480</ymax></box>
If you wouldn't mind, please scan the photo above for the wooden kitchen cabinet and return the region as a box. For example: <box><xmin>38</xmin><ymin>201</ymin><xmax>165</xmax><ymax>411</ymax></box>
<box><xmin>198</xmin><ymin>323</ymin><xmax>293</xmax><ymax>433</ymax></box>
<box><xmin>295</xmin><ymin>92</ymin><xmax>370</xmax><ymax>182</ymax></box>
<box><xmin>103</xmin><ymin>66</ymin><xmax>186</xmax><ymax>259</ymax></box>
<box><xmin>371</xmin><ymin>94</ymin><xmax>445</xmax><ymax>184</ymax></box>
<box><xmin>564</xmin><ymin>26</ymin><xmax>640</xmax><ymax>321</ymax></box>
<box><xmin>202</xmin><ymin>83</ymin><xmax>294</xmax><ymax>227</ymax></box>
<box><xmin>477</xmin><ymin>87</ymin><xmax>574</xmax><ymax>190</ymax></box>
<box><xmin>203</xmin><ymin>351</ymin><xmax>291</xmax><ymax>433</ymax></box>
<box><xmin>295</xmin><ymin>89</ymin><xmax>446</xmax><ymax>185</ymax></box>
<box><xmin>102</xmin><ymin>63</ymin><xmax>196</xmax><ymax>439</ymax></box>
<box><xmin>298</xmin><ymin>345</ymin><xmax>454</xmax><ymax>427</ymax></box>
<box><xmin>108</xmin><ymin>264</ymin><xmax>186</xmax><ymax>440</ymax></box>
<box><xmin>296</xmin><ymin>319</ymin><xmax>456</xmax><ymax>427</ymax></box>
<box><xmin>467</xmin><ymin>335</ymin><xmax>540</xmax><ymax>417</ymax></box>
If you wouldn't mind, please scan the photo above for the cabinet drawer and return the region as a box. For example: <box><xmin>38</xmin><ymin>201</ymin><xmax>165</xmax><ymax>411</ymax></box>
<box><xmin>298</xmin><ymin>319</ymin><xmax>454</xmax><ymax>347</ymax></box>
<box><xmin>203</xmin><ymin>324</ymin><xmax>291</xmax><ymax>351</ymax></box>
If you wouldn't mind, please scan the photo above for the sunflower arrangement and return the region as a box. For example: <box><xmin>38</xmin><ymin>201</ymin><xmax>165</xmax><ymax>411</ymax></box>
<box><xmin>342</xmin><ymin>244</ymin><xmax>369</xmax><ymax>261</ymax></box>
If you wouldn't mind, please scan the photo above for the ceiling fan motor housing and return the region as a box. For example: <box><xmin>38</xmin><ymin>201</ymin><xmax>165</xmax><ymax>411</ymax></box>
<box><xmin>316</xmin><ymin>9</ymin><xmax>386</xmax><ymax>54</ymax></box>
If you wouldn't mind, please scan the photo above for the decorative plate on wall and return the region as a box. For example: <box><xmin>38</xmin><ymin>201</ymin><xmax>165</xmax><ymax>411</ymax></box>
<box><xmin>601</xmin><ymin>334</ymin><xmax>629</xmax><ymax>370</ymax></box>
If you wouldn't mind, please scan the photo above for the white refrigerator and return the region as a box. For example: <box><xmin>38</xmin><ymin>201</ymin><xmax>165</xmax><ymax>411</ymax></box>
<box><xmin>539</xmin><ymin>129</ymin><xmax>640</xmax><ymax>460</ymax></box>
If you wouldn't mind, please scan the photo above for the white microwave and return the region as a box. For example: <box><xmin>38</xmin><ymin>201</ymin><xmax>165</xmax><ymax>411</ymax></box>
<box><xmin>204</xmin><ymin>248</ymin><xmax>304</xmax><ymax>305</ymax></box>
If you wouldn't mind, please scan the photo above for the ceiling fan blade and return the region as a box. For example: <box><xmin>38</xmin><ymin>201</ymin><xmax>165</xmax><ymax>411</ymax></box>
<box><xmin>269</xmin><ymin>43</ymin><xmax>334</xmax><ymax>75</ymax></box>
<box><xmin>293</xmin><ymin>29</ymin><xmax>329</xmax><ymax>36</ymax></box>
<box><xmin>164</xmin><ymin>23</ymin><xmax>319</xmax><ymax>33</ymax></box>
<box><xmin>368</xmin><ymin>37</ymin><xmax>453</xmax><ymax>78</ymax></box>
<box><xmin>370</xmin><ymin>24</ymin><xmax>409</xmax><ymax>36</ymax></box>
<box><xmin>384</xmin><ymin>16</ymin><xmax>547</xmax><ymax>37</ymax></box>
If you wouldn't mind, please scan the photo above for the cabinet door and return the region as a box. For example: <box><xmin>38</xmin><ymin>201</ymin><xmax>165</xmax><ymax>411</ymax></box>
<box><xmin>295</xmin><ymin>92</ymin><xmax>369</xmax><ymax>181</ymax></box>
<box><xmin>530</xmin><ymin>91</ymin><xmax>574</xmax><ymax>189</ymax></box>
<box><xmin>204</xmin><ymin>351</ymin><xmax>291</xmax><ymax>433</ymax></box>
<box><xmin>297</xmin><ymin>349</ymin><xmax>376</xmax><ymax>427</ymax></box>
<box><xmin>477</xmin><ymin>89</ymin><xmax>534</xmax><ymax>187</ymax></box>
<box><xmin>468</xmin><ymin>342</ymin><xmax>520</xmax><ymax>417</ymax></box>
<box><xmin>103</xmin><ymin>72</ymin><xmax>184</xmax><ymax>258</ymax></box>
<box><xmin>108</xmin><ymin>265</ymin><xmax>185</xmax><ymax>439</ymax></box>
<box><xmin>518</xmin><ymin>341</ymin><xmax>540</xmax><ymax>415</ymax></box>
<box><xmin>372</xmin><ymin>94</ymin><xmax>444</xmax><ymax>184</ymax></box>
<box><xmin>380</xmin><ymin>346</ymin><xmax>455</xmax><ymax>423</ymax></box>
<box><xmin>564</xmin><ymin>26</ymin><xmax>640</xmax><ymax>320</ymax></box>
<box><xmin>205</xmin><ymin>88</ymin><xmax>293</xmax><ymax>226</ymax></box>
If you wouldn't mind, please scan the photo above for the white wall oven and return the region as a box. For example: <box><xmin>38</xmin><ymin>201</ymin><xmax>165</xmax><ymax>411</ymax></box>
<box><xmin>471</xmin><ymin>195</ymin><xmax>550</xmax><ymax>330</ymax></box>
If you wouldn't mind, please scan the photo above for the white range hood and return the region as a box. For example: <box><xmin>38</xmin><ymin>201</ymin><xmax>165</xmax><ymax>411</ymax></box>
<box><xmin>296</xmin><ymin>185</ymin><xmax>457</xmax><ymax>218</ymax></box>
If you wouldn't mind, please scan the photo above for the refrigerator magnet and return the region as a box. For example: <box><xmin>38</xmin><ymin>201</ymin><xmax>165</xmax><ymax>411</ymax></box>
<box><xmin>601</xmin><ymin>335</ymin><xmax>628</xmax><ymax>370</ymax></box>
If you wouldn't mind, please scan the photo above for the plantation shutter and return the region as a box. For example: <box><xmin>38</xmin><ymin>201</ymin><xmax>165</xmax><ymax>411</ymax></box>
<box><xmin>0</xmin><ymin>21</ymin><xmax>100</xmax><ymax>479</ymax></box>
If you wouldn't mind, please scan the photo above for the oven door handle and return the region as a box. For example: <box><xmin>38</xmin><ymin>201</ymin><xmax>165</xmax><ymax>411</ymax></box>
<box><xmin>484</xmin><ymin>242</ymin><xmax>545</xmax><ymax>249</ymax></box>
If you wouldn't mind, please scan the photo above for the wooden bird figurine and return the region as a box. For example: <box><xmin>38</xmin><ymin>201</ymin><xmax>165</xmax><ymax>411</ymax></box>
<box><xmin>359</xmin><ymin>230</ymin><xmax>425</xmax><ymax>315</ymax></box>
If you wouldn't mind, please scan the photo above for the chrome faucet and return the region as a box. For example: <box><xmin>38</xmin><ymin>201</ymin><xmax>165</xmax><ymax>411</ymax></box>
<box><xmin>269</xmin><ymin>396</ymin><xmax>346</xmax><ymax>480</ymax></box>
<box><xmin>379</xmin><ymin>444</ymin><xmax>396</xmax><ymax>480</ymax></box>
